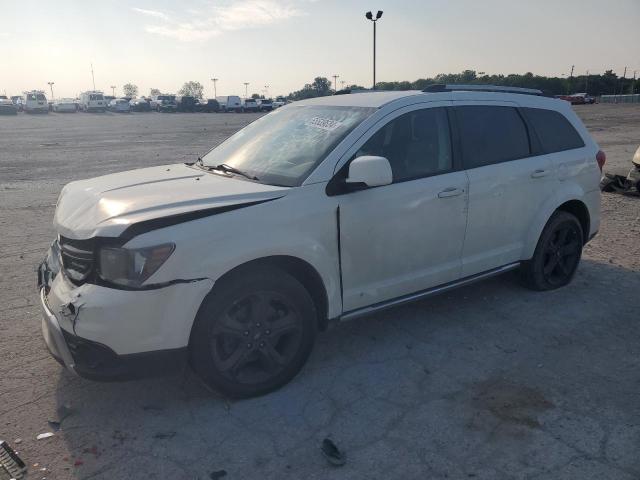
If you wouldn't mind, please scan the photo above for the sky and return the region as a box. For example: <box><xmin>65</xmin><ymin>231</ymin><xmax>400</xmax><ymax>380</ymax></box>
<box><xmin>1</xmin><ymin>0</ymin><xmax>639</xmax><ymax>99</ymax></box>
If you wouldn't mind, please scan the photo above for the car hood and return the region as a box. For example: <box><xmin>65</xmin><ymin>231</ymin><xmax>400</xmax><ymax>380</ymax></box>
<box><xmin>54</xmin><ymin>163</ymin><xmax>288</xmax><ymax>239</ymax></box>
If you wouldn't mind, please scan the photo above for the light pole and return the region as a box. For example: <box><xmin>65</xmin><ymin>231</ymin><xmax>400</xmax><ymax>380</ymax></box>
<box><xmin>110</xmin><ymin>85</ymin><xmax>116</xmax><ymax>96</ymax></box>
<box><xmin>244</xmin><ymin>82</ymin><xmax>249</xmax><ymax>98</ymax></box>
<box><xmin>47</xmin><ymin>82</ymin><xmax>55</xmax><ymax>100</ymax></box>
<box><xmin>365</xmin><ymin>10</ymin><xmax>383</xmax><ymax>90</ymax></box>
<box><xmin>211</xmin><ymin>78</ymin><xmax>218</xmax><ymax>98</ymax></box>
<box><xmin>341</xmin><ymin>80</ymin><xmax>346</xmax><ymax>90</ymax></box>
<box><xmin>332</xmin><ymin>74</ymin><xmax>340</xmax><ymax>93</ymax></box>
<box><xmin>264</xmin><ymin>85</ymin><xmax>269</xmax><ymax>98</ymax></box>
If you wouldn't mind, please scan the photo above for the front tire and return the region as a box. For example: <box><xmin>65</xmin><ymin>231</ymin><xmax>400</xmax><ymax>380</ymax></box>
<box><xmin>521</xmin><ymin>211</ymin><xmax>584</xmax><ymax>291</ymax></box>
<box><xmin>190</xmin><ymin>267</ymin><xmax>317</xmax><ymax>398</ymax></box>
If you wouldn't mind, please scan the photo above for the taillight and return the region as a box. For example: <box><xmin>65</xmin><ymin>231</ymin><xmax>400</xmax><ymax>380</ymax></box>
<box><xmin>596</xmin><ymin>150</ymin><xmax>606</xmax><ymax>172</ymax></box>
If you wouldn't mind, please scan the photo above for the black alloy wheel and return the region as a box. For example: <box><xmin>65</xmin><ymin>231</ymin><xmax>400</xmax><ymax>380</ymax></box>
<box><xmin>521</xmin><ymin>211</ymin><xmax>584</xmax><ymax>291</ymax></box>
<box><xmin>190</xmin><ymin>267</ymin><xmax>316</xmax><ymax>398</ymax></box>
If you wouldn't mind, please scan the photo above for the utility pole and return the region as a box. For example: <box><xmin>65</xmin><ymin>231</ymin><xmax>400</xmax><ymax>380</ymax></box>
<box><xmin>332</xmin><ymin>74</ymin><xmax>339</xmax><ymax>93</ymax></box>
<box><xmin>568</xmin><ymin>64</ymin><xmax>574</xmax><ymax>94</ymax></box>
<box><xmin>632</xmin><ymin>71</ymin><xmax>637</xmax><ymax>95</ymax></box>
<box><xmin>621</xmin><ymin>66</ymin><xmax>627</xmax><ymax>95</ymax></box>
<box><xmin>110</xmin><ymin>85</ymin><xmax>116</xmax><ymax>96</ymax></box>
<box><xmin>264</xmin><ymin>84</ymin><xmax>269</xmax><ymax>98</ymax></box>
<box><xmin>211</xmin><ymin>78</ymin><xmax>218</xmax><ymax>98</ymax></box>
<box><xmin>47</xmin><ymin>82</ymin><xmax>55</xmax><ymax>100</ymax></box>
<box><xmin>243</xmin><ymin>82</ymin><xmax>249</xmax><ymax>98</ymax></box>
<box><xmin>585</xmin><ymin>70</ymin><xmax>589</xmax><ymax>93</ymax></box>
<box><xmin>341</xmin><ymin>80</ymin><xmax>346</xmax><ymax>90</ymax></box>
<box><xmin>365</xmin><ymin>10</ymin><xmax>383</xmax><ymax>90</ymax></box>
<box><xmin>91</xmin><ymin>63</ymin><xmax>96</xmax><ymax>91</ymax></box>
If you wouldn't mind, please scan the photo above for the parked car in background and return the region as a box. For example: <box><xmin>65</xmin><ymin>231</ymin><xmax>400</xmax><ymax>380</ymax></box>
<box><xmin>216</xmin><ymin>95</ymin><xmax>242</xmax><ymax>112</ymax></box>
<box><xmin>53</xmin><ymin>98</ymin><xmax>78</xmax><ymax>113</ymax></box>
<box><xmin>130</xmin><ymin>97</ymin><xmax>151</xmax><ymax>112</ymax></box>
<box><xmin>151</xmin><ymin>94</ymin><xmax>177</xmax><ymax>112</ymax></box>
<box><xmin>103</xmin><ymin>95</ymin><xmax>116</xmax><ymax>105</ymax></box>
<box><xmin>196</xmin><ymin>98</ymin><xmax>220</xmax><ymax>113</ymax></box>
<box><xmin>80</xmin><ymin>91</ymin><xmax>106</xmax><ymax>112</ymax></box>
<box><xmin>241</xmin><ymin>98</ymin><xmax>259</xmax><ymax>113</ymax></box>
<box><xmin>257</xmin><ymin>98</ymin><xmax>273</xmax><ymax>111</ymax></box>
<box><xmin>36</xmin><ymin>85</ymin><xmax>602</xmax><ymax>398</ymax></box>
<box><xmin>571</xmin><ymin>93</ymin><xmax>596</xmax><ymax>104</ymax></box>
<box><xmin>0</xmin><ymin>95</ymin><xmax>18</xmax><ymax>115</ymax></box>
<box><xmin>176</xmin><ymin>96</ymin><xmax>197</xmax><ymax>112</ymax></box>
<box><xmin>11</xmin><ymin>95</ymin><xmax>23</xmax><ymax>111</ymax></box>
<box><xmin>272</xmin><ymin>97</ymin><xmax>286</xmax><ymax>109</ymax></box>
<box><xmin>108</xmin><ymin>98</ymin><xmax>131</xmax><ymax>113</ymax></box>
<box><xmin>23</xmin><ymin>91</ymin><xmax>48</xmax><ymax>113</ymax></box>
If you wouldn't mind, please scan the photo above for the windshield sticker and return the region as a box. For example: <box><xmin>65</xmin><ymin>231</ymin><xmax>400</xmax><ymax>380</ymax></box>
<box><xmin>305</xmin><ymin>117</ymin><xmax>342</xmax><ymax>132</ymax></box>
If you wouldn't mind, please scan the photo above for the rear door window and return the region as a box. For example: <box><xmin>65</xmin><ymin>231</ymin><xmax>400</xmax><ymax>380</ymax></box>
<box><xmin>456</xmin><ymin>105</ymin><xmax>530</xmax><ymax>169</ymax></box>
<box><xmin>522</xmin><ymin>107</ymin><xmax>585</xmax><ymax>153</ymax></box>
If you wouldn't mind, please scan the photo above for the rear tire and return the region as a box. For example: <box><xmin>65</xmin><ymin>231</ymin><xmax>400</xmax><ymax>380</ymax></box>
<box><xmin>190</xmin><ymin>267</ymin><xmax>317</xmax><ymax>398</ymax></box>
<box><xmin>521</xmin><ymin>211</ymin><xmax>584</xmax><ymax>291</ymax></box>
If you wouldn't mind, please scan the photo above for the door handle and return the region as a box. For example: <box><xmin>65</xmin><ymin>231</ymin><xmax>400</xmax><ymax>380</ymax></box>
<box><xmin>437</xmin><ymin>187</ymin><xmax>464</xmax><ymax>198</ymax></box>
<box><xmin>531</xmin><ymin>169</ymin><xmax>549</xmax><ymax>178</ymax></box>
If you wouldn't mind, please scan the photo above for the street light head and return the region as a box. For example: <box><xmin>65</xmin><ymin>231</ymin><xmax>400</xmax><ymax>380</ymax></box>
<box><xmin>365</xmin><ymin>11</ymin><xmax>372</xmax><ymax>20</ymax></box>
<box><xmin>376</xmin><ymin>10</ymin><xmax>383</xmax><ymax>19</ymax></box>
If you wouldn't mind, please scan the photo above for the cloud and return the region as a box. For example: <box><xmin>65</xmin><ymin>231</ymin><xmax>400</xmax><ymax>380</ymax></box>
<box><xmin>131</xmin><ymin>7</ymin><xmax>170</xmax><ymax>21</ymax></box>
<box><xmin>133</xmin><ymin>0</ymin><xmax>304</xmax><ymax>42</ymax></box>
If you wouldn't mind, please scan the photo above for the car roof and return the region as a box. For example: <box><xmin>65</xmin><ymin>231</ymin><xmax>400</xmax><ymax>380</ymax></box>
<box><xmin>294</xmin><ymin>89</ymin><xmax>566</xmax><ymax>110</ymax></box>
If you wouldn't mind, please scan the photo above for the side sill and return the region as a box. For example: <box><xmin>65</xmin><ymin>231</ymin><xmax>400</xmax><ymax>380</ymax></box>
<box><xmin>339</xmin><ymin>262</ymin><xmax>521</xmax><ymax>322</ymax></box>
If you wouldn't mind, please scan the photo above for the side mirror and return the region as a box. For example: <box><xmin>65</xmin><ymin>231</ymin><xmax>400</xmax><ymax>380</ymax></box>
<box><xmin>346</xmin><ymin>155</ymin><xmax>393</xmax><ymax>187</ymax></box>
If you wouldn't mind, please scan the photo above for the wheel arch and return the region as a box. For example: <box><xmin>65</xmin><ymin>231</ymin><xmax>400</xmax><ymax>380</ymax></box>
<box><xmin>556</xmin><ymin>200</ymin><xmax>590</xmax><ymax>244</ymax></box>
<box><xmin>193</xmin><ymin>255</ymin><xmax>330</xmax><ymax>336</ymax></box>
<box><xmin>523</xmin><ymin>191</ymin><xmax>592</xmax><ymax>260</ymax></box>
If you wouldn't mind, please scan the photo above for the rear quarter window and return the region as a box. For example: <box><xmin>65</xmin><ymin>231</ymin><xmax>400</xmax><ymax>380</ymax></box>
<box><xmin>456</xmin><ymin>105</ymin><xmax>531</xmax><ymax>169</ymax></box>
<box><xmin>522</xmin><ymin>107</ymin><xmax>585</xmax><ymax>153</ymax></box>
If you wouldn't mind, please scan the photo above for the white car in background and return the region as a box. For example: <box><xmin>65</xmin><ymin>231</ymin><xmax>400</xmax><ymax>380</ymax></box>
<box><xmin>79</xmin><ymin>91</ymin><xmax>106</xmax><ymax>112</ymax></box>
<box><xmin>241</xmin><ymin>98</ymin><xmax>259</xmax><ymax>112</ymax></box>
<box><xmin>108</xmin><ymin>98</ymin><xmax>131</xmax><ymax>113</ymax></box>
<box><xmin>0</xmin><ymin>95</ymin><xmax>18</xmax><ymax>114</ymax></box>
<box><xmin>23</xmin><ymin>91</ymin><xmax>49</xmax><ymax>113</ymax></box>
<box><xmin>38</xmin><ymin>85</ymin><xmax>602</xmax><ymax>398</ymax></box>
<box><xmin>53</xmin><ymin>98</ymin><xmax>78</xmax><ymax>113</ymax></box>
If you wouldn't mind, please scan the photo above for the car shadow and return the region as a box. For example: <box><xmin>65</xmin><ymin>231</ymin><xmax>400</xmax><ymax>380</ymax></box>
<box><xmin>52</xmin><ymin>258</ymin><xmax>640</xmax><ymax>478</ymax></box>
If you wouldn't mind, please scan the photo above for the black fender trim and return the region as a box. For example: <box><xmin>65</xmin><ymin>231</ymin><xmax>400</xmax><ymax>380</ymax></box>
<box><xmin>119</xmin><ymin>197</ymin><xmax>282</xmax><ymax>240</ymax></box>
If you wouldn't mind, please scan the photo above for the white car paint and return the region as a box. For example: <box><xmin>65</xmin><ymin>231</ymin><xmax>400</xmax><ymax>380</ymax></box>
<box><xmin>40</xmin><ymin>88</ymin><xmax>601</xmax><ymax>371</ymax></box>
<box><xmin>53</xmin><ymin>98</ymin><xmax>78</xmax><ymax>112</ymax></box>
<box><xmin>79</xmin><ymin>91</ymin><xmax>106</xmax><ymax>112</ymax></box>
<box><xmin>23</xmin><ymin>91</ymin><xmax>49</xmax><ymax>113</ymax></box>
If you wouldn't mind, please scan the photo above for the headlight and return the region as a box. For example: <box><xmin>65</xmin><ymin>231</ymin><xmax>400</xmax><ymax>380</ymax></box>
<box><xmin>98</xmin><ymin>243</ymin><xmax>175</xmax><ymax>288</ymax></box>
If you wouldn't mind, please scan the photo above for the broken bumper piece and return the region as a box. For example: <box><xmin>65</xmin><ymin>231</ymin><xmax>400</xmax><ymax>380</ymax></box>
<box><xmin>40</xmin><ymin>286</ymin><xmax>188</xmax><ymax>380</ymax></box>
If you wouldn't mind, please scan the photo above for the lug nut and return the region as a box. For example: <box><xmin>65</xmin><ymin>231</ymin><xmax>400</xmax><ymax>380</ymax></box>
<box><xmin>247</xmin><ymin>343</ymin><xmax>252</xmax><ymax>349</ymax></box>
<box><xmin>259</xmin><ymin>342</ymin><xmax>265</xmax><ymax>347</ymax></box>
<box><xmin>265</xmin><ymin>330</ymin><xmax>271</xmax><ymax>335</ymax></box>
<box><xmin>243</xmin><ymin>330</ymin><xmax>249</xmax><ymax>336</ymax></box>
<box><xmin>256</xmin><ymin>322</ymin><xmax>261</xmax><ymax>327</ymax></box>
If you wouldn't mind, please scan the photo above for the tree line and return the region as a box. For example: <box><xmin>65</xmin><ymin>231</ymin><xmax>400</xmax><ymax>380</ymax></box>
<box><xmin>287</xmin><ymin>70</ymin><xmax>640</xmax><ymax>100</ymax></box>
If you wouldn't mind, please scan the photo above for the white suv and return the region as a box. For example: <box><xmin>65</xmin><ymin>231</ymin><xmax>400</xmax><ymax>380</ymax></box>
<box><xmin>38</xmin><ymin>85</ymin><xmax>603</xmax><ymax>397</ymax></box>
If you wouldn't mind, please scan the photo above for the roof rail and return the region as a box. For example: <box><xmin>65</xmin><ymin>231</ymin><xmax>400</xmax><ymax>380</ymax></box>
<box><xmin>422</xmin><ymin>84</ymin><xmax>543</xmax><ymax>96</ymax></box>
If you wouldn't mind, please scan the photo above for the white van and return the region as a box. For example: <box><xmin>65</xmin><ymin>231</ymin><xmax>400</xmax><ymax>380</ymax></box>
<box><xmin>23</xmin><ymin>91</ymin><xmax>48</xmax><ymax>113</ymax></box>
<box><xmin>39</xmin><ymin>85</ymin><xmax>603</xmax><ymax>398</ymax></box>
<box><xmin>216</xmin><ymin>95</ymin><xmax>242</xmax><ymax>112</ymax></box>
<box><xmin>80</xmin><ymin>91</ymin><xmax>106</xmax><ymax>112</ymax></box>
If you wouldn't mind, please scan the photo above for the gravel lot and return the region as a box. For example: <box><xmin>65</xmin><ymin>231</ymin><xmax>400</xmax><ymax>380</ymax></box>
<box><xmin>1</xmin><ymin>105</ymin><xmax>639</xmax><ymax>480</ymax></box>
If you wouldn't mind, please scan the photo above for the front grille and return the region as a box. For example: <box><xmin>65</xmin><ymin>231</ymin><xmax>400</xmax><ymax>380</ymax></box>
<box><xmin>59</xmin><ymin>236</ymin><xmax>95</xmax><ymax>284</ymax></box>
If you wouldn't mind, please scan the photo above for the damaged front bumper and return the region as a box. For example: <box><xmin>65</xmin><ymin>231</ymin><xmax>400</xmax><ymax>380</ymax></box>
<box><xmin>37</xmin><ymin>243</ymin><xmax>214</xmax><ymax>381</ymax></box>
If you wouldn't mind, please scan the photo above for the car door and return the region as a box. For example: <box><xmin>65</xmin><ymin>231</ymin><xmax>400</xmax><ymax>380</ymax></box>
<box><xmin>334</xmin><ymin>102</ymin><xmax>469</xmax><ymax>313</ymax></box>
<box><xmin>453</xmin><ymin>102</ymin><xmax>558</xmax><ymax>277</ymax></box>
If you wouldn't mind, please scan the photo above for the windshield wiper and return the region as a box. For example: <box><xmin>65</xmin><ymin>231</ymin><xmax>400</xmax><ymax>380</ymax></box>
<box><xmin>210</xmin><ymin>163</ymin><xmax>260</xmax><ymax>181</ymax></box>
